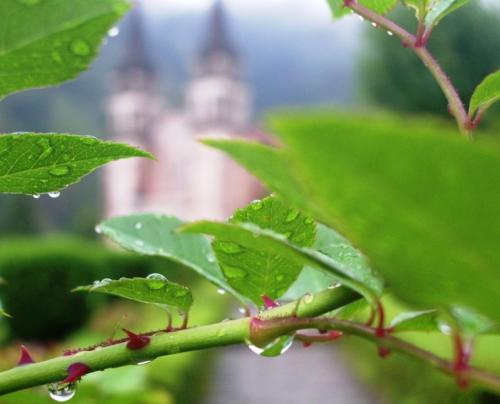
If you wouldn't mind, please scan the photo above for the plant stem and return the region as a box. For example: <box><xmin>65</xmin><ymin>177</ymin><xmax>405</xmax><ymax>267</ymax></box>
<box><xmin>0</xmin><ymin>287</ymin><xmax>358</xmax><ymax>395</ymax></box>
<box><xmin>1</xmin><ymin>286</ymin><xmax>499</xmax><ymax>395</ymax></box>
<box><xmin>345</xmin><ymin>0</ymin><xmax>470</xmax><ymax>136</ymax></box>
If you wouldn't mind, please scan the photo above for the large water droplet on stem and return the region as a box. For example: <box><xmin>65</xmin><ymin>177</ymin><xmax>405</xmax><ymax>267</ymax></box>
<box><xmin>47</xmin><ymin>382</ymin><xmax>76</xmax><ymax>402</ymax></box>
<box><xmin>247</xmin><ymin>335</ymin><xmax>294</xmax><ymax>357</ymax></box>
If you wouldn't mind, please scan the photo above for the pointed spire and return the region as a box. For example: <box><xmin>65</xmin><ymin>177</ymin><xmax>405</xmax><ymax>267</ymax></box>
<box><xmin>119</xmin><ymin>3</ymin><xmax>154</xmax><ymax>75</ymax></box>
<box><xmin>200</xmin><ymin>0</ymin><xmax>236</xmax><ymax>60</ymax></box>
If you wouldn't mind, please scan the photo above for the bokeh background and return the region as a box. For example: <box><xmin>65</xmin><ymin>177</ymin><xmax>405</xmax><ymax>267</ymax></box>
<box><xmin>0</xmin><ymin>0</ymin><xmax>499</xmax><ymax>403</ymax></box>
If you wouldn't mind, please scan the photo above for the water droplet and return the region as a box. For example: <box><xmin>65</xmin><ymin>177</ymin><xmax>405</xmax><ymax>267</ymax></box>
<box><xmin>285</xmin><ymin>209</ymin><xmax>300</xmax><ymax>223</ymax></box>
<box><xmin>438</xmin><ymin>320</ymin><xmax>452</xmax><ymax>336</ymax></box>
<box><xmin>238</xmin><ymin>307</ymin><xmax>246</xmax><ymax>314</ymax></box>
<box><xmin>386</xmin><ymin>30</ymin><xmax>393</xmax><ymax>36</ymax></box>
<box><xmin>146</xmin><ymin>273</ymin><xmax>167</xmax><ymax>290</ymax></box>
<box><xmin>49</xmin><ymin>166</ymin><xmax>69</xmax><ymax>177</ymax></box>
<box><xmin>217</xmin><ymin>241</ymin><xmax>243</xmax><ymax>254</ymax></box>
<box><xmin>32</xmin><ymin>194</ymin><xmax>40</xmax><ymax>199</ymax></box>
<box><xmin>136</xmin><ymin>360</ymin><xmax>151</xmax><ymax>366</ymax></box>
<box><xmin>51</xmin><ymin>52</ymin><xmax>63</xmax><ymax>63</ymax></box>
<box><xmin>37</xmin><ymin>138</ymin><xmax>53</xmax><ymax>159</ymax></box>
<box><xmin>134</xmin><ymin>222</ymin><xmax>142</xmax><ymax>230</ymax></box>
<box><xmin>223</xmin><ymin>265</ymin><xmax>247</xmax><ymax>279</ymax></box>
<box><xmin>174</xmin><ymin>288</ymin><xmax>189</xmax><ymax>297</ymax></box>
<box><xmin>108</xmin><ymin>26</ymin><xmax>120</xmax><ymax>37</ymax></box>
<box><xmin>48</xmin><ymin>191</ymin><xmax>60</xmax><ymax>199</ymax></box>
<box><xmin>328</xmin><ymin>283</ymin><xmax>341</xmax><ymax>289</ymax></box>
<box><xmin>95</xmin><ymin>225</ymin><xmax>102</xmax><ymax>234</ymax></box>
<box><xmin>303</xmin><ymin>293</ymin><xmax>314</xmax><ymax>304</ymax></box>
<box><xmin>250</xmin><ymin>200</ymin><xmax>263</xmax><ymax>210</ymax></box>
<box><xmin>207</xmin><ymin>254</ymin><xmax>216</xmax><ymax>263</ymax></box>
<box><xmin>135</xmin><ymin>240</ymin><xmax>144</xmax><ymax>247</ymax></box>
<box><xmin>47</xmin><ymin>382</ymin><xmax>76</xmax><ymax>402</ymax></box>
<box><xmin>247</xmin><ymin>335</ymin><xmax>294</xmax><ymax>357</ymax></box>
<box><xmin>358</xmin><ymin>15</ymin><xmax>364</xmax><ymax>21</ymax></box>
<box><xmin>217</xmin><ymin>288</ymin><xmax>226</xmax><ymax>295</ymax></box>
<box><xmin>70</xmin><ymin>39</ymin><xmax>90</xmax><ymax>56</ymax></box>
<box><xmin>371</xmin><ymin>22</ymin><xmax>378</xmax><ymax>28</ymax></box>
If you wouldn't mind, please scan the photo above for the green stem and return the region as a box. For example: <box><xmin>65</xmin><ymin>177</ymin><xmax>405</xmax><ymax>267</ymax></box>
<box><xmin>1</xmin><ymin>286</ymin><xmax>499</xmax><ymax>395</ymax></box>
<box><xmin>0</xmin><ymin>287</ymin><xmax>358</xmax><ymax>395</ymax></box>
<box><xmin>345</xmin><ymin>0</ymin><xmax>470</xmax><ymax>137</ymax></box>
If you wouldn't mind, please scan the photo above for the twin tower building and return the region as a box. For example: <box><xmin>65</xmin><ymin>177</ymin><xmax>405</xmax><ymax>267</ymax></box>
<box><xmin>104</xmin><ymin>1</ymin><xmax>264</xmax><ymax>221</ymax></box>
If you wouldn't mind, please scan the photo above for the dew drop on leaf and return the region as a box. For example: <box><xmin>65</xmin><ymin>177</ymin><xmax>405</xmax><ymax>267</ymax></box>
<box><xmin>48</xmin><ymin>191</ymin><xmax>61</xmax><ymax>198</ymax></box>
<box><xmin>217</xmin><ymin>241</ymin><xmax>243</xmax><ymax>254</ymax></box>
<box><xmin>49</xmin><ymin>166</ymin><xmax>70</xmax><ymax>177</ymax></box>
<box><xmin>285</xmin><ymin>209</ymin><xmax>300</xmax><ymax>223</ymax></box>
<box><xmin>32</xmin><ymin>194</ymin><xmax>40</xmax><ymax>199</ymax></box>
<box><xmin>217</xmin><ymin>288</ymin><xmax>226</xmax><ymax>295</ymax></box>
<box><xmin>47</xmin><ymin>382</ymin><xmax>76</xmax><ymax>402</ymax></box>
<box><xmin>94</xmin><ymin>225</ymin><xmax>102</xmax><ymax>234</ymax></box>
<box><xmin>146</xmin><ymin>273</ymin><xmax>167</xmax><ymax>290</ymax></box>
<box><xmin>250</xmin><ymin>200</ymin><xmax>263</xmax><ymax>210</ymax></box>
<box><xmin>247</xmin><ymin>335</ymin><xmax>294</xmax><ymax>357</ymax></box>
<box><xmin>136</xmin><ymin>360</ymin><xmax>151</xmax><ymax>366</ymax></box>
<box><xmin>70</xmin><ymin>39</ymin><xmax>90</xmax><ymax>56</ymax></box>
<box><xmin>135</xmin><ymin>240</ymin><xmax>144</xmax><ymax>247</ymax></box>
<box><xmin>134</xmin><ymin>222</ymin><xmax>142</xmax><ymax>230</ymax></box>
<box><xmin>108</xmin><ymin>26</ymin><xmax>120</xmax><ymax>37</ymax></box>
<box><xmin>223</xmin><ymin>265</ymin><xmax>247</xmax><ymax>279</ymax></box>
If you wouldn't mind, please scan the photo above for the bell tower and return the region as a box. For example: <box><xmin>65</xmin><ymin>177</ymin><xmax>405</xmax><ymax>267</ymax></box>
<box><xmin>186</xmin><ymin>0</ymin><xmax>251</xmax><ymax>133</ymax></box>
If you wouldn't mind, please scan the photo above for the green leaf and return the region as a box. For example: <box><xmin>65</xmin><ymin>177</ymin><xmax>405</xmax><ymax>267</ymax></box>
<box><xmin>73</xmin><ymin>275</ymin><xmax>193</xmax><ymax>313</ymax></box>
<box><xmin>469</xmin><ymin>71</ymin><xmax>500</xmax><ymax>117</ymax></box>
<box><xmin>402</xmin><ymin>0</ymin><xmax>427</xmax><ymax>20</ymax></box>
<box><xmin>0</xmin><ymin>0</ymin><xmax>130</xmax><ymax>99</ymax></box>
<box><xmin>0</xmin><ymin>133</ymin><xmax>152</xmax><ymax>195</ymax></box>
<box><xmin>390</xmin><ymin>309</ymin><xmax>439</xmax><ymax>333</ymax></box>
<box><xmin>284</xmin><ymin>223</ymin><xmax>381</xmax><ymax>299</ymax></box>
<box><xmin>268</xmin><ymin>112</ymin><xmax>500</xmax><ymax>323</ymax></box>
<box><xmin>212</xmin><ymin>196</ymin><xmax>316</xmax><ymax>305</ymax></box>
<box><xmin>181</xmin><ymin>221</ymin><xmax>381</xmax><ymax>304</ymax></box>
<box><xmin>424</xmin><ymin>0</ymin><xmax>470</xmax><ymax>27</ymax></box>
<box><xmin>327</xmin><ymin>0</ymin><xmax>397</xmax><ymax>17</ymax></box>
<box><xmin>97</xmin><ymin>213</ymin><xmax>248</xmax><ymax>304</ymax></box>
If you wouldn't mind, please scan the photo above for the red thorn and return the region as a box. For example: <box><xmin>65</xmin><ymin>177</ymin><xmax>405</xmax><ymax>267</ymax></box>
<box><xmin>17</xmin><ymin>345</ymin><xmax>35</xmax><ymax>366</ymax></box>
<box><xmin>261</xmin><ymin>295</ymin><xmax>280</xmax><ymax>309</ymax></box>
<box><xmin>122</xmin><ymin>328</ymin><xmax>150</xmax><ymax>350</ymax></box>
<box><xmin>375</xmin><ymin>301</ymin><xmax>388</xmax><ymax>337</ymax></box>
<box><xmin>302</xmin><ymin>341</ymin><xmax>313</xmax><ymax>348</ymax></box>
<box><xmin>63</xmin><ymin>362</ymin><xmax>90</xmax><ymax>383</ymax></box>
<box><xmin>378</xmin><ymin>346</ymin><xmax>391</xmax><ymax>358</ymax></box>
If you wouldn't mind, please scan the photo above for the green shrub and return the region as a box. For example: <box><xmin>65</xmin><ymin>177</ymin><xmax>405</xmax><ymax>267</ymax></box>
<box><xmin>0</xmin><ymin>236</ymin><xmax>162</xmax><ymax>341</ymax></box>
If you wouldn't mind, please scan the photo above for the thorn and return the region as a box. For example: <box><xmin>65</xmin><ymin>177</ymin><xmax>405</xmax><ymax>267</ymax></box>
<box><xmin>378</xmin><ymin>346</ymin><xmax>391</xmax><ymax>358</ymax></box>
<box><xmin>302</xmin><ymin>341</ymin><xmax>312</xmax><ymax>348</ymax></box>
<box><xmin>17</xmin><ymin>345</ymin><xmax>35</xmax><ymax>366</ymax></box>
<box><xmin>375</xmin><ymin>301</ymin><xmax>389</xmax><ymax>337</ymax></box>
<box><xmin>180</xmin><ymin>312</ymin><xmax>189</xmax><ymax>330</ymax></box>
<box><xmin>122</xmin><ymin>328</ymin><xmax>150</xmax><ymax>350</ymax></box>
<box><xmin>326</xmin><ymin>330</ymin><xmax>343</xmax><ymax>340</ymax></box>
<box><xmin>453</xmin><ymin>332</ymin><xmax>472</xmax><ymax>389</ymax></box>
<box><xmin>63</xmin><ymin>362</ymin><xmax>90</xmax><ymax>383</ymax></box>
<box><xmin>261</xmin><ymin>295</ymin><xmax>280</xmax><ymax>309</ymax></box>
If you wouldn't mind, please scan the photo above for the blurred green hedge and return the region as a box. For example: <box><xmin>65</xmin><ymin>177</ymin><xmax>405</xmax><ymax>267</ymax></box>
<box><xmin>0</xmin><ymin>236</ymin><xmax>165</xmax><ymax>341</ymax></box>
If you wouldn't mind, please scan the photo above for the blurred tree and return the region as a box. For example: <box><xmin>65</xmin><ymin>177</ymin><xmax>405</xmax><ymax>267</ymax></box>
<box><xmin>359</xmin><ymin>2</ymin><xmax>500</xmax><ymax>125</ymax></box>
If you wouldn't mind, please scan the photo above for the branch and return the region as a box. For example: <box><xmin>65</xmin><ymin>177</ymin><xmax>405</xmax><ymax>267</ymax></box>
<box><xmin>1</xmin><ymin>286</ymin><xmax>499</xmax><ymax>396</ymax></box>
<box><xmin>344</xmin><ymin>0</ymin><xmax>471</xmax><ymax>137</ymax></box>
<box><xmin>0</xmin><ymin>287</ymin><xmax>359</xmax><ymax>395</ymax></box>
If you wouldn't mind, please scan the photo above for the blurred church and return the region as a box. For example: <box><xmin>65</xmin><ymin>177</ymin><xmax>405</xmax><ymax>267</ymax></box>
<box><xmin>104</xmin><ymin>0</ymin><xmax>265</xmax><ymax>221</ymax></box>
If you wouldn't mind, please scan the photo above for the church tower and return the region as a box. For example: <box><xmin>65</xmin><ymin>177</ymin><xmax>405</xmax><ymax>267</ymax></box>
<box><xmin>104</xmin><ymin>6</ymin><xmax>164</xmax><ymax>218</ymax></box>
<box><xmin>186</xmin><ymin>0</ymin><xmax>251</xmax><ymax>133</ymax></box>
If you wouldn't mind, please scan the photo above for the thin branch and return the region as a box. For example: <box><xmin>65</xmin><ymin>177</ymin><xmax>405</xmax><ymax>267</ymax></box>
<box><xmin>344</xmin><ymin>0</ymin><xmax>471</xmax><ymax>137</ymax></box>
<box><xmin>1</xmin><ymin>286</ymin><xmax>500</xmax><ymax>395</ymax></box>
